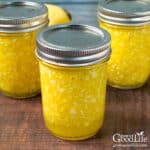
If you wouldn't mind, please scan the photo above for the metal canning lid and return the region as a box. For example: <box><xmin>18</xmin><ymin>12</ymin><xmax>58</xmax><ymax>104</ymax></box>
<box><xmin>36</xmin><ymin>24</ymin><xmax>111</xmax><ymax>67</ymax></box>
<box><xmin>0</xmin><ymin>1</ymin><xmax>48</xmax><ymax>33</ymax></box>
<box><xmin>98</xmin><ymin>0</ymin><xmax>150</xmax><ymax>26</ymax></box>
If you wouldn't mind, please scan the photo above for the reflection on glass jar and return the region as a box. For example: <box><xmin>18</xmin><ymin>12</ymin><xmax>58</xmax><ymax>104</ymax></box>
<box><xmin>98</xmin><ymin>0</ymin><xmax>150</xmax><ymax>89</ymax></box>
<box><xmin>0</xmin><ymin>1</ymin><xmax>49</xmax><ymax>98</ymax></box>
<box><xmin>36</xmin><ymin>24</ymin><xmax>111</xmax><ymax>140</ymax></box>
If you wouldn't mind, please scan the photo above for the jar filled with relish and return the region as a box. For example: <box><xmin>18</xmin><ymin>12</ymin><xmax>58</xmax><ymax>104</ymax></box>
<box><xmin>36</xmin><ymin>24</ymin><xmax>111</xmax><ymax>140</ymax></box>
<box><xmin>98</xmin><ymin>0</ymin><xmax>150</xmax><ymax>89</ymax></box>
<box><xmin>0</xmin><ymin>1</ymin><xmax>48</xmax><ymax>98</ymax></box>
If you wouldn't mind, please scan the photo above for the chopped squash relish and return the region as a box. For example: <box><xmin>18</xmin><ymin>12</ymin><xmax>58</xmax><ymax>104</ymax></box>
<box><xmin>100</xmin><ymin>22</ymin><xmax>150</xmax><ymax>89</ymax></box>
<box><xmin>39</xmin><ymin>62</ymin><xmax>107</xmax><ymax>140</ymax></box>
<box><xmin>0</xmin><ymin>32</ymin><xmax>40</xmax><ymax>98</ymax></box>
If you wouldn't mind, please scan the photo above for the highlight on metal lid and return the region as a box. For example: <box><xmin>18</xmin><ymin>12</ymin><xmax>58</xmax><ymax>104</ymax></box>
<box><xmin>0</xmin><ymin>1</ymin><xmax>49</xmax><ymax>33</ymax></box>
<box><xmin>36</xmin><ymin>24</ymin><xmax>111</xmax><ymax>67</ymax></box>
<box><xmin>98</xmin><ymin>0</ymin><xmax>150</xmax><ymax>26</ymax></box>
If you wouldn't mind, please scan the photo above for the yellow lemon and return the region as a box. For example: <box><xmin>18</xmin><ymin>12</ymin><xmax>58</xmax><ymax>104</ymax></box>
<box><xmin>45</xmin><ymin>4</ymin><xmax>71</xmax><ymax>26</ymax></box>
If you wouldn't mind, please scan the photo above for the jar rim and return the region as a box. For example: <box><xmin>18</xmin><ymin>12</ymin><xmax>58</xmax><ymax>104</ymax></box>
<box><xmin>97</xmin><ymin>0</ymin><xmax>150</xmax><ymax>26</ymax></box>
<box><xmin>36</xmin><ymin>24</ymin><xmax>111</xmax><ymax>67</ymax></box>
<box><xmin>0</xmin><ymin>1</ymin><xmax>49</xmax><ymax>33</ymax></box>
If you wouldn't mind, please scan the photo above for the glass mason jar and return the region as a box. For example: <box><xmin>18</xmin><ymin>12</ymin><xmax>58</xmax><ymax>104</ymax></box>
<box><xmin>0</xmin><ymin>1</ymin><xmax>49</xmax><ymax>98</ymax></box>
<box><xmin>36</xmin><ymin>25</ymin><xmax>111</xmax><ymax>140</ymax></box>
<box><xmin>98</xmin><ymin>0</ymin><xmax>150</xmax><ymax>89</ymax></box>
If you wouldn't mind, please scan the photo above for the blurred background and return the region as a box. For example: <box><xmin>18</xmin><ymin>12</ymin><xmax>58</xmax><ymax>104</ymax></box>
<box><xmin>43</xmin><ymin>0</ymin><xmax>99</xmax><ymax>26</ymax></box>
<box><xmin>0</xmin><ymin>0</ymin><xmax>99</xmax><ymax>26</ymax></box>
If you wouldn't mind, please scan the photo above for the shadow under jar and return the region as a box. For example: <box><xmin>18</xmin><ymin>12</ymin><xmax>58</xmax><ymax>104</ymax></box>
<box><xmin>98</xmin><ymin>0</ymin><xmax>150</xmax><ymax>89</ymax></box>
<box><xmin>36</xmin><ymin>24</ymin><xmax>111</xmax><ymax>140</ymax></box>
<box><xmin>0</xmin><ymin>1</ymin><xmax>49</xmax><ymax>98</ymax></box>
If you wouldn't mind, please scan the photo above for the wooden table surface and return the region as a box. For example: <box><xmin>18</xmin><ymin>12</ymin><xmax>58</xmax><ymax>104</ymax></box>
<box><xmin>0</xmin><ymin>1</ymin><xmax>150</xmax><ymax>150</ymax></box>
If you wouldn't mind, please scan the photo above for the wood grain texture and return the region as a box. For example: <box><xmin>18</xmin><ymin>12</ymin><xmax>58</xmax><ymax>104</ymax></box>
<box><xmin>0</xmin><ymin>2</ymin><xmax>150</xmax><ymax>150</ymax></box>
<box><xmin>0</xmin><ymin>83</ymin><xmax>150</xmax><ymax>150</ymax></box>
